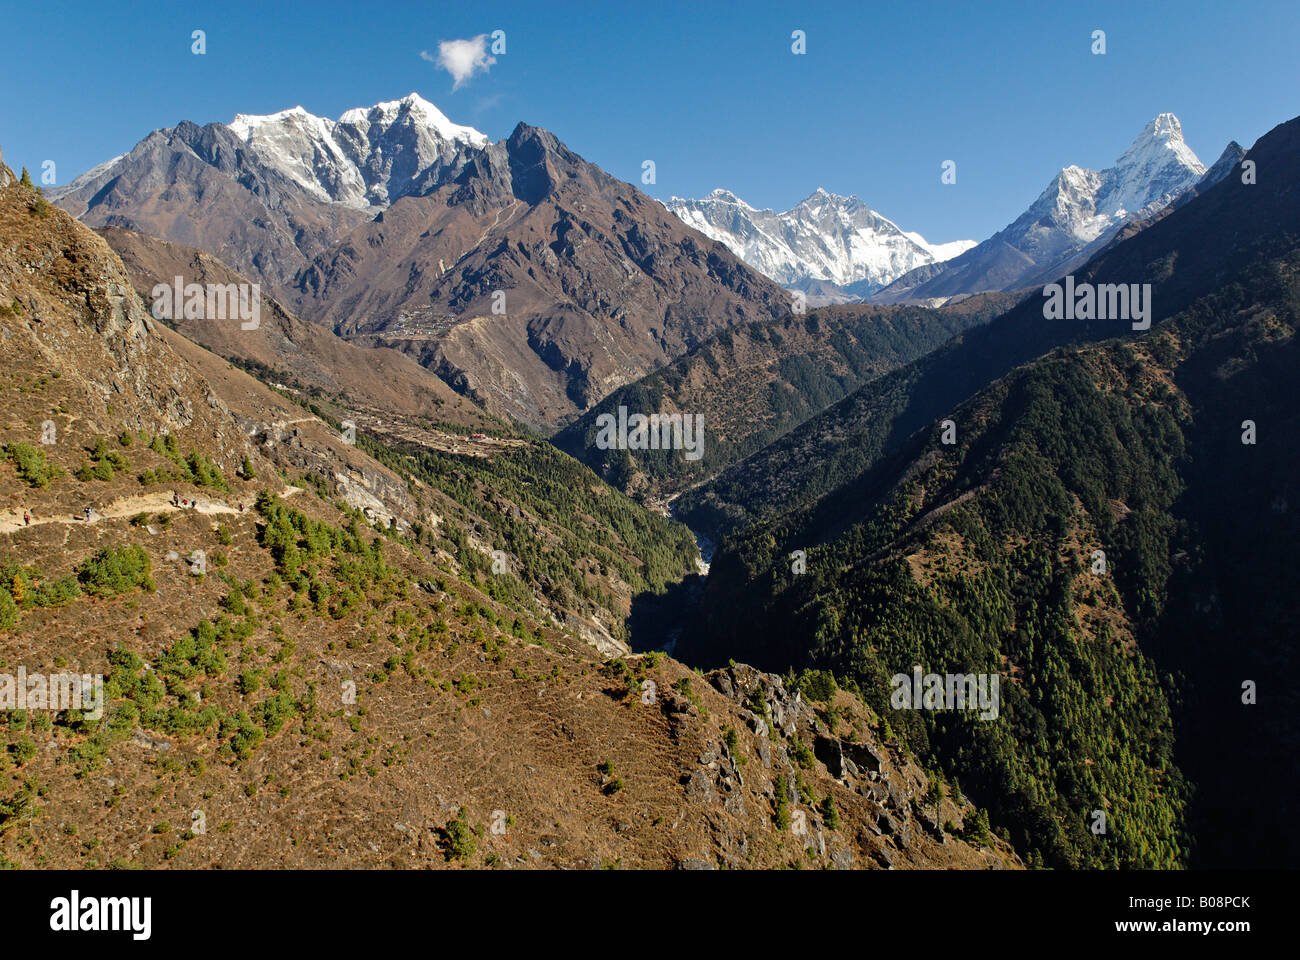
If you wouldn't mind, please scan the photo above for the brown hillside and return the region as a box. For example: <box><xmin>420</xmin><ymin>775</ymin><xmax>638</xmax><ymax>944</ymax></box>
<box><xmin>0</xmin><ymin>164</ymin><xmax>1017</xmax><ymax>870</ymax></box>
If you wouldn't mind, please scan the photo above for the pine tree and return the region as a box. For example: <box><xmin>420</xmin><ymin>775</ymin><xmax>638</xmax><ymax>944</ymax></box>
<box><xmin>19</xmin><ymin>167</ymin><xmax>33</xmax><ymax>188</ymax></box>
<box><xmin>0</xmin><ymin>588</ymin><xmax>17</xmax><ymax>631</ymax></box>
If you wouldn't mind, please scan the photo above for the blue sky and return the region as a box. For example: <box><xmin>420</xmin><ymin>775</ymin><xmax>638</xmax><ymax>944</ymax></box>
<box><xmin>2</xmin><ymin>0</ymin><xmax>1296</xmax><ymax>242</ymax></box>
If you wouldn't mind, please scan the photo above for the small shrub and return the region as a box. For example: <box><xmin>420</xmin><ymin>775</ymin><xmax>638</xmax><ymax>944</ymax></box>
<box><xmin>820</xmin><ymin>792</ymin><xmax>841</xmax><ymax>831</ymax></box>
<box><xmin>0</xmin><ymin>590</ymin><xmax>18</xmax><ymax>631</ymax></box>
<box><xmin>774</xmin><ymin>775</ymin><xmax>791</xmax><ymax>830</ymax></box>
<box><xmin>444</xmin><ymin>808</ymin><xmax>477</xmax><ymax>861</ymax></box>
<box><xmin>77</xmin><ymin>545</ymin><xmax>154</xmax><ymax>597</ymax></box>
<box><xmin>4</xmin><ymin>443</ymin><xmax>60</xmax><ymax>489</ymax></box>
<box><xmin>8</xmin><ymin>738</ymin><xmax>37</xmax><ymax>767</ymax></box>
<box><xmin>790</xmin><ymin>736</ymin><xmax>815</xmax><ymax>769</ymax></box>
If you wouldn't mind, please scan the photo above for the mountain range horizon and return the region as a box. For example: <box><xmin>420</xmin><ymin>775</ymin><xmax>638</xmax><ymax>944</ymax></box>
<box><xmin>51</xmin><ymin>92</ymin><xmax>1229</xmax><ymax>313</ymax></box>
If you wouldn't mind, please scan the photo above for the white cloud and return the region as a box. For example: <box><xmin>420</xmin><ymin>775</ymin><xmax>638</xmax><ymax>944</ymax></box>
<box><xmin>421</xmin><ymin>35</ymin><xmax>496</xmax><ymax>91</ymax></box>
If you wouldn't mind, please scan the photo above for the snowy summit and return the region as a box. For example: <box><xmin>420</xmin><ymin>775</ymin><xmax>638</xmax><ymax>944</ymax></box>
<box><xmin>227</xmin><ymin>93</ymin><xmax>488</xmax><ymax>208</ymax></box>
<box><xmin>666</xmin><ymin>188</ymin><xmax>975</xmax><ymax>294</ymax></box>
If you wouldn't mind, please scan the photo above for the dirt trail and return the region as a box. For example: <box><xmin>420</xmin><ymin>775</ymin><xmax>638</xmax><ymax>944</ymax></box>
<box><xmin>0</xmin><ymin>486</ymin><xmax>302</xmax><ymax>535</ymax></box>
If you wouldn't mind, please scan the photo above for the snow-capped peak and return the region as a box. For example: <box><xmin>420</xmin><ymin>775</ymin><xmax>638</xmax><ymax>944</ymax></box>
<box><xmin>1000</xmin><ymin>112</ymin><xmax>1207</xmax><ymax>264</ymax></box>
<box><xmin>229</xmin><ymin>105</ymin><xmax>323</xmax><ymax>140</ymax></box>
<box><xmin>1098</xmin><ymin>113</ymin><xmax>1206</xmax><ymax>229</ymax></box>
<box><xmin>1114</xmin><ymin>112</ymin><xmax>1204</xmax><ymax>187</ymax></box>
<box><xmin>665</xmin><ymin>187</ymin><xmax>975</xmax><ymax>292</ymax></box>
<box><xmin>231</xmin><ymin>94</ymin><xmax>486</xmax><ymax>146</ymax></box>
<box><xmin>799</xmin><ymin>186</ymin><xmax>846</xmax><ymax>209</ymax></box>
<box><xmin>338</xmin><ymin>92</ymin><xmax>488</xmax><ymax>147</ymax></box>
<box><xmin>1140</xmin><ymin>112</ymin><xmax>1183</xmax><ymax>142</ymax></box>
<box><xmin>702</xmin><ymin>187</ymin><xmax>750</xmax><ymax>206</ymax></box>
<box><xmin>221</xmin><ymin>94</ymin><xmax>488</xmax><ymax>208</ymax></box>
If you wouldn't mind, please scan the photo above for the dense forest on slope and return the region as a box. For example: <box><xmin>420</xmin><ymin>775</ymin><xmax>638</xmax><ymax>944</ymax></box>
<box><xmin>681</xmin><ymin>337</ymin><xmax>1197</xmax><ymax>867</ymax></box>
<box><xmin>553</xmin><ymin>295</ymin><xmax>1020</xmax><ymax>502</ymax></box>
<box><xmin>673</xmin><ymin>117</ymin><xmax>1300</xmax><ymax>868</ymax></box>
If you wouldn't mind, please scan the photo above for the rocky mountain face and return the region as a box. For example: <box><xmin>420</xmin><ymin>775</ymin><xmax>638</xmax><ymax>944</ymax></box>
<box><xmin>2</xmin><ymin>162</ymin><xmax>227</xmax><ymax>444</ymax></box>
<box><xmin>666</xmin><ymin>188</ymin><xmax>974</xmax><ymax>295</ymax></box>
<box><xmin>1196</xmin><ymin>140</ymin><xmax>1247</xmax><ymax>191</ymax></box>
<box><xmin>1</xmin><ymin>160</ymin><xmax>1016</xmax><ymax>870</ymax></box>
<box><xmin>49</xmin><ymin>124</ymin><xmax>362</xmax><ymax>299</ymax></box>
<box><xmin>872</xmin><ymin>114</ymin><xmax>1209</xmax><ymax>303</ymax></box>
<box><xmin>0</xmin><ymin>156</ymin><xmax>424</xmax><ymax>533</ymax></box>
<box><xmin>291</xmin><ymin>123</ymin><xmax>792</xmax><ymax>426</ymax></box>
<box><xmin>97</xmin><ymin>226</ymin><xmax>493</xmax><ymax>429</ymax></box>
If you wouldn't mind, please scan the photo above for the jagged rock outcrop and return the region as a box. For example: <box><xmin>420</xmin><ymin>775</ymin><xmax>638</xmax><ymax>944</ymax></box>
<box><xmin>696</xmin><ymin>663</ymin><xmax>1013</xmax><ymax>868</ymax></box>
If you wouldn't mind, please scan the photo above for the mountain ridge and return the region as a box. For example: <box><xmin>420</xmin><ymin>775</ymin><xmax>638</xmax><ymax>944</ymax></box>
<box><xmin>289</xmin><ymin>120</ymin><xmax>792</xmax><ymax>426</ymax></box>
<box><xmin>871</xmin><ymin>113</ymin><xmax>1210</xmax><ymax>304</ymax></box>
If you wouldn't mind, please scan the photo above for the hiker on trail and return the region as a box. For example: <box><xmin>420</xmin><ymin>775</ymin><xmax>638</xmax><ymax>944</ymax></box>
<box><xmin>84</xmin><ymin>507</ymin><xmax>92</xmax><ymax>522</ymax></box>
<box><xmin>239</xmin><ymin>503</ymin><xmax>244</xmax><ymax>513</ymax></box>
<box><xmin>172</xmin><ymin>492</ymin><xmax>179</xmax><ymax>507</ymax></box>
<box><xmin>23</xmin><ymin>511</ymin><xmax>30</xmax><ymax>526</ymax></box>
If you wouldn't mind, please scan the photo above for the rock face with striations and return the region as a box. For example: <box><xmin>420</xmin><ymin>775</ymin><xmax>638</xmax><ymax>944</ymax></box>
<box><xmin>97</xmin><ymin>225</ymin><xmax>488</xmax><ymax>428</ymax></box>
